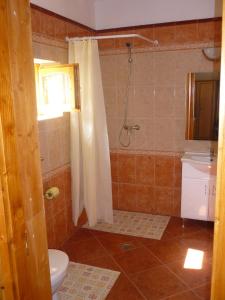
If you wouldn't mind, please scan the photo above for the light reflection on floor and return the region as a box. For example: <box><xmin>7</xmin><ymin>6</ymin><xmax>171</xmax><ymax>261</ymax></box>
<box><xmin>183</xmin><ymin>248</ymin><xmax>204</xmax><ymax>270</ymax></box>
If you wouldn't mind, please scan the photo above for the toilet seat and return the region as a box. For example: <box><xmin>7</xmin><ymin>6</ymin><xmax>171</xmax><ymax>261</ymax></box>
<box><xmin>48</xmin><ymin>249</ymin><xmax>69</xmax><ymax>291</ymax></box>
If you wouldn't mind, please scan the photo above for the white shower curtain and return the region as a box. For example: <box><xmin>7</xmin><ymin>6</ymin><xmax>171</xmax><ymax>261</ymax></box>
<box><xmin>69</xmin><ymin>40</ymin><xmax>113</xmax><ymax>227</ymax></box>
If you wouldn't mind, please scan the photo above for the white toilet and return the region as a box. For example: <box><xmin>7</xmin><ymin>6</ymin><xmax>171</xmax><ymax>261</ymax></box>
<box><xmin>48</xmin><ymin>249</ymin><xmax>69</xmax><ymax>300</ymax></box>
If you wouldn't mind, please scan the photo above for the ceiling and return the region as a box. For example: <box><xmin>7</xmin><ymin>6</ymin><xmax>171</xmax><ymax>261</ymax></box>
<box><xmin>31</xmin><ymin>0</ymin><xmax>222</xmax><ymax>30</ymax></box>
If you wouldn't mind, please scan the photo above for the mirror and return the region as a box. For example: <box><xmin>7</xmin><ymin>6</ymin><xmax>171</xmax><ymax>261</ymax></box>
<box><xmin>186</xmin><ymin>72</ymin><xmax>220</xmax><ymax>141</ymax></box>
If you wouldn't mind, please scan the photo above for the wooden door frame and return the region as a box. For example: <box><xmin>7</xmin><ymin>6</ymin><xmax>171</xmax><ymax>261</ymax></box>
<box><xmin>211</xmin><ymin>1</ymin><xmax>225</xmax><ymax>299</ymax></box>
<box><xmin>0</xmin><ymin>1</ymin><xmax>51</xmax><ymax>299</ymax></box>
<box><xmin>1</xmin><ymin>0</ymin><xmax>225</xmax><ymax>299</ymax></box>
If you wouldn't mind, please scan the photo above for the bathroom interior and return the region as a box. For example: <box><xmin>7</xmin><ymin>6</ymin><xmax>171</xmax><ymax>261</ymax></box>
<box><xmin>1</xmin><ymin>0</ymin><xmax>225</xmax><ymax>299</ymax></box>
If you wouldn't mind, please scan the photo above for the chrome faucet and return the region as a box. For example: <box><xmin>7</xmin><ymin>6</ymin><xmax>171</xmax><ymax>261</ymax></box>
<box><xmin>123</xmin><ymin>124</ymin><xmax>140</xmax><ymax>131</ymax></box>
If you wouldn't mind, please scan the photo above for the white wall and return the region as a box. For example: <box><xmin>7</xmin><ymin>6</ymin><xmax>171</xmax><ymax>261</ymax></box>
<box><xmin>94</xmin><ymin>0</ymin><xmax>222</xmax><ymax>30</ymax></box>
<box><xmin>31</xmin><ymin>0</ymin><xmax>95</xmax><ymax>28</ymax></box>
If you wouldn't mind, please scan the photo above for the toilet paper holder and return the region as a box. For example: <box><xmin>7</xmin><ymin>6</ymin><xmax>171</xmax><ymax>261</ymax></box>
<box><xmin>45</xmin><ymin>187</ymin><xmax>60</xmax><ymax>200</ymax></box>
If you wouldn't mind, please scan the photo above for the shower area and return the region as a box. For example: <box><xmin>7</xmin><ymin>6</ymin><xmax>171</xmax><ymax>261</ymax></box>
<box><xmin>99</xmin><ymin>34</ymin><xmax>217</xmax><ymax>217</ymax></box>
<box><xmin>119</xmin><ymin>42</ymin><xmax>141</xmax><ymax>148</ymax></box>
<box><xmin>66</xmin><ymin>33</ymin><xmax>162</xmax><ymax>228</ymax></box>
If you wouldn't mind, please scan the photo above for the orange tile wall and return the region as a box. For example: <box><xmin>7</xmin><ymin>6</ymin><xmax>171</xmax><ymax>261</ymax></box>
<box><xmin>43</xmin><ymin>166</ymin><xmax>74</xmax><ymax>248</ymax></box>
<box><xmin>111</xmin><ymin>153</ymin><xmax>182</xmax><ymax>217</ymax></box>
<box><xmin>31</xmin><ymin>6</ymin><xmax>221</xmax><ymax>223</ymax></box>
<box><xmin>31</xmin><ymin>6</ymin><xmax>94</xmax><ymax>41</ymax></box>
<box><xmin>97</xmin><ymin>19</ymin><xmax>221</xmax><ymax>50</ymax></box>
<box><xmin>38</xmin><ymin>114</ymin><xmax>73</xmax><ymax>248</ymax></box>
<box><xmin>31</xmin><ymin>6</ymin><xmax>221</xmax><ymax>49</ymax></box>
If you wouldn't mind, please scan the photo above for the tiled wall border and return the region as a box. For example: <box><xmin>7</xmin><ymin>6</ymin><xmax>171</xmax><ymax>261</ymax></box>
<box><xmin>33</xmin><ymin>32</ymin><xmax>68</xmax><ymax>49</ymax></box>
<box><xmin>32</xmin><ymin>31</ymin><xmax>221</xmax><ymax>57</ymax></box>
<box><xmin>110</xmin><ymin>149</ymin><xmax>182</xmax><ymax>157</ymax></box>
<box><xmin>42</xmin><ymin>163</ymin><xmax>70</xmax><ymax>181</ymax></box>
<box><xmin>99</xmin><ymin>41</ymin><xmax>221</xmax><ymax>56</ymax></box>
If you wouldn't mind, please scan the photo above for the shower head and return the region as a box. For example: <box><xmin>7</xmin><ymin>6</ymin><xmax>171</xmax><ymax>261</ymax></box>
<box><xmin>126</xmin><ymin>42</ymin><xmax>132</xmax><ymax>48</ymax></box>
<box><xmin>126</xmin><ymin>42</ymin><xmax>133</xmax><ymax>63</ymax></box>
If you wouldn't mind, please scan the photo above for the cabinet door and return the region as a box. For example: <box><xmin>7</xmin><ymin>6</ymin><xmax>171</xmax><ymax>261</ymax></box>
<box><xmin>181</xmin><ymin>178</ymin><xmax>209</xmax><ymax>220</ymax></box>
<box><xmin>208</xmin><ymin>179</ymin><xmax>216</xmax><ymax>221</ymax></box>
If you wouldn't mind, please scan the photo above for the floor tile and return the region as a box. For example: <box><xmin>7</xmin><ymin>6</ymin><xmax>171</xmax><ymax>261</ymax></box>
<box><xmin>165</xmin><ymin>290</ymin><xmax>201</xmax><ymax>299</ymax></box>
<box><xmin>178</xmin><ymin>230</ymin><xmax>213</xmax><ymax>255</ymax></box>
<box><xmin>67</xmin><ymin>228</ymin><xmax>94</xmax><ymax>243</ymax></box>
<box><xmin>106</xmin><ymin>274</ymin><xmax>145</xmax><ymax>300</ymax></box>
<box><xmin>193</xmin><ymin>282</ymin><xmax>211</xmax><ymax>300</ymax></box>
<box><xmin>165</xmin><ymin>217</ymin><xmax>209</xmax><ymax>239</ymax></box>
<box><xmin>113</xmin><ymin>246</ymin><xmax>161</xmax><ymax>275</ymax></box>
<box><xmin>167</xmin><ymin>258</ymin><xmax>212</xmax><ymax>288</ymax></box>
<box><xmin>95</xmin><ymin>231</ymin><xmax>143</xmax><ymax>256</ymax></box>
<box><xmin>132</xmin><ymin>265</ymin><xmax>188</xmax><ymax>300</ymax></box>
<box><xmin>62</xmin><ymin>237</ymin><xmax>108</xmax><ymax>262</ymax></box>
<box><xmin>143</xmin><ymin>238</ymin><xmax>187</xmax><ymax>263</ymax></box>
<box><xmin>160</xmin><ymin>230</ymin><xmax>180</xmax><ymax>241</ymax></box>
<box><xmin>60</xmin><ymin>216</ymin><xmax>214</xmax><ymax>299</ymax></box>
<box><xmin>81</xmin><ymin>255</ymin><xmax>122</xmax><ymax>272</ymax></box>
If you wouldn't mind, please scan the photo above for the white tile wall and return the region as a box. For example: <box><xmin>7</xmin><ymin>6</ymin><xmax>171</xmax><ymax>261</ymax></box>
<box><xmin>101</xmin><ymin>48</ymin><xmax>219</xmax><ymax>153</ymax></box>
<box><xmin>38</xmin><ymin>113</ymin><xmax>70</xmax><ymax>174</ymax></box>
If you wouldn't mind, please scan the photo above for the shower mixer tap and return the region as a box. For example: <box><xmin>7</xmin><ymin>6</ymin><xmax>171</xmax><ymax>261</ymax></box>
<box><xmin>123</xmin><ymin>124</ymin><xmax>140</xmax><ymax>131</ymax></box>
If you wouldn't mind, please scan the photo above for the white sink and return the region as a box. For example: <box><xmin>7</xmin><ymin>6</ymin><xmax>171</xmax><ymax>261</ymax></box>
<box><xmin>181</xmin><ymin>152</ymin><xmax>217</xmax><ymax>165</ymax></box>
<box><xmin>181</xmin><ymin>152</ymin><xmax>217</xmax><ymax>177</ymax></box>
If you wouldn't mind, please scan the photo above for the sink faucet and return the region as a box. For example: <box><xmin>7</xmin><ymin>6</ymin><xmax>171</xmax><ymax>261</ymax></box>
<box><xmin>210</xmin><ymin>147</ymin><xmax>214</xmax><ymax>156</ymax></box>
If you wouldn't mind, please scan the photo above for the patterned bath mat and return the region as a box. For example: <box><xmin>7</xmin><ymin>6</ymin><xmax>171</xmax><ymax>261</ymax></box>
<box><xmin>58</xmin><ymin>262</ymin><xmax>120</xmax><ymax>300</ymax></box>
<box><xmin>83</xmin><ymin>210</ymin><xmax>170</xmax><ymax>240</ymax></box>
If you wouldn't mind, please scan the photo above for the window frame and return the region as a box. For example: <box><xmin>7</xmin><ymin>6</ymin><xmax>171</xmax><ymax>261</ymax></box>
<box><xmin>34</xmin><ymin>63</ymin><xmax>80</xmax><ymax>120</ymax></box>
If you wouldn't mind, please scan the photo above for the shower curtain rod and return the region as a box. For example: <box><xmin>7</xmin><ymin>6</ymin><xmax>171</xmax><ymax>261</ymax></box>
<box><xmin>66</xmin><ymin>34</ymin><xmax>158</xmax><ymax>46</ymax></box>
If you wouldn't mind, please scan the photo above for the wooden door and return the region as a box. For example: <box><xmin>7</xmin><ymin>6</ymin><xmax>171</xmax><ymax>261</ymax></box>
<box><xmin>0</xmin><ymin>1</ymin><xmax>51</xmax><ymax>299</ymax></box>
<box><xmin>194</xmin><ymin>81</ymin><xmax>216</xmax><ymax>139</ymax></box>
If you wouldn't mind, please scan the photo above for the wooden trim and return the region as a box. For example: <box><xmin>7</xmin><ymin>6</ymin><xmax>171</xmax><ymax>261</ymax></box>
<box><xmin>0</xmin><ymin>135</ymin><xmax>15</xmax><ymax>300</ymax></box>
<box><xmin>30</xmin><ymin>3</ymin><xmax>221</xmax><ymax>34</ymax></box>
<box><xmin>211</xmin><ymin>0</ymin><xmax>225</xmax><ymax>298</ymax></box>
<box><xmin>185</xmin><ymin>73</ymin><xmax>195</xmax><ymax>140</ymax></box>
<box><xmin>38</xmin><ymin>63</ymin><xmax>76</xmax><ymax>69</ymax></box>
<box><xmin>35</xmin><ymin>63</ymin><xmax>80</xmax><ymax>112</ymax></box>
<box><xmin>74</xmin><ymin>64</ymin><xmax>81</xmax><ymax>110</ymax></box>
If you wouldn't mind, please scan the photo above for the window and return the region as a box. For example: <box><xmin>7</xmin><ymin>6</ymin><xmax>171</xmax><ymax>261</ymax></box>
<box><xmin>34</xmin><ymin>62</ymin><xmax>80</xmax><ymax>120</ymax></box>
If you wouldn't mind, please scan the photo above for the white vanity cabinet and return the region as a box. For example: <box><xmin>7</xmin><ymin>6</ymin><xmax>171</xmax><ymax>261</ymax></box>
<box><xmin>181</xmin><ymin>153</ymin><xmax>217</xmax><ymax>221</ymax></box>
<box><xmin>208</xmin><ymin>179</ymin><xmax>217</xmax><ymax>221</ymax></box>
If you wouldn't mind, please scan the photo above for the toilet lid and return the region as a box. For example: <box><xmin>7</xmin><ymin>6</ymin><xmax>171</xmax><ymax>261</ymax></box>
<box><xmin>48</xmin><ymin>249</ymin><xmax>69</xmax><ymax>282</ymax></box>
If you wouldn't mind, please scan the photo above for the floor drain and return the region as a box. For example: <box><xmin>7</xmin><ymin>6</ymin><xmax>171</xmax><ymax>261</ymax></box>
<box><xmin>119</xmin><ymin>243</ymin><xmax>134</xmax><ymax>251</ymax></box>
